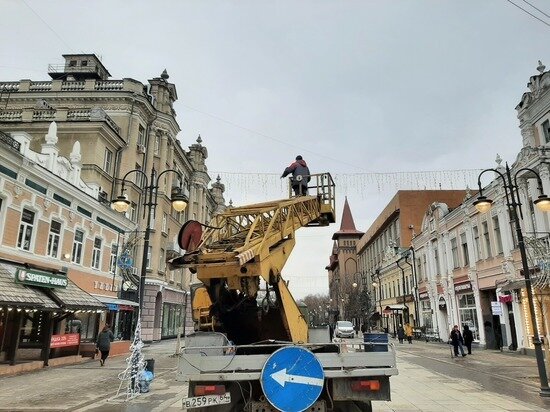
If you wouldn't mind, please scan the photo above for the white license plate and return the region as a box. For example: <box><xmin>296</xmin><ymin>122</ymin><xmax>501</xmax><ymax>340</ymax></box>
<box><xmin>183</xmin><ymin>393</ymin><xmax>231</xmax><ymax>409</ymax></box>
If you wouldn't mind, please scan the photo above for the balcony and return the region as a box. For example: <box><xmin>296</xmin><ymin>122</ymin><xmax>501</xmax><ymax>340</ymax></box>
<box><xmin>0</xmin><ymin>131</ymin><xmax>21</xmax><ymax>153</ymax></box>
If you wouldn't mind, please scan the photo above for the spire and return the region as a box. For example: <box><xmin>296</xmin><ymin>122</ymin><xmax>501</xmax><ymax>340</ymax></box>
<box><xmin>339</xmin><ymin>196</ymin><xmax>357</xmax><ymax>231</ymax></box>
<box><xmin>332</xmin><ymin>196</ymin><xmax>363</xmax><ymax>240</ymax></box>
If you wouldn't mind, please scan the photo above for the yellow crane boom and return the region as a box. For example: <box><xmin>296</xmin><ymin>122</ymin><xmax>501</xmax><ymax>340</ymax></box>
<box><xmin>171</xmin><ymin>173</ymin><xmax>335</xmax><ymax>345</ymax></box>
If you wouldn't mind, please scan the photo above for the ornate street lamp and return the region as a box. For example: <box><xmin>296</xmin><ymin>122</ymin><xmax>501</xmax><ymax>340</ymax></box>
<box><xmin>474</xmin><ymin>162</ymin><xmax>550</xmax><ymax>397</ymax></box>
<box><xmin>111</xmin><ymin>166</ymin><xmax>188</xmax><ymax>316</ymax></box>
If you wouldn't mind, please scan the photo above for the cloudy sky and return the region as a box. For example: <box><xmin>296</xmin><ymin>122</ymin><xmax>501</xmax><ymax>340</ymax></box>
<box><xmin>2</xmin><ymin>0</ymin><xmax>550</xmax><ymax>298</ymax></box>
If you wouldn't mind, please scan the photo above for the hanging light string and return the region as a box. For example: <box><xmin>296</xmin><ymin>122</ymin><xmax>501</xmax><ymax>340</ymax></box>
<box><xmin>212</xmin><ymin>169</ymin><xmax>482</xmax><ymax>202</ymax></box>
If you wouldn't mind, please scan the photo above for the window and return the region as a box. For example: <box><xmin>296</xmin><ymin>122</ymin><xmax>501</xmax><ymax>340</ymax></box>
<box><xmin>432</xmin><ymin>241</ymin><xmax>440</xmax><ymax>275</ymax></box>
<box><xmin>81</xmin><ymin>60</ymin><xmax>88</xmax><ymax>67</ymax></box>
<box><xmin>138</xmin><ymin>124</ymin><xmax>146</xmax><ymax>146</ymax></box>
<box><xmin>162</xmin><ymin>213</ymin><xmax>167</xmax><ymax>233</ymax></box>
<box><xmin>92</xmin><ymin>238</ymin><xmax>102</xmax><ymax>269</ymax></box>
<box><xmin>473</xmin><ymin>226</ymin><xmax>480</xmax><ymax>261</ymax></box>
<box><xmin>159</xmin><ymin>248</ymin><xmax>165</xmax><ymax>273</ymax></box>
<box><xmin>146</xmin><ymin>245</ymin><xmax>152</xmax><ymax>269</ymax></box>
<box><xmin>542</xmin><ymin>120</ymin><xmax>550</xmax><ymax>144</ymax></box>
<box><xmin>154</xmin><ymin>134</ymin><xmax>160</xmax><ymax>155</ymax></box>
<box><xmin>126</xmin><ymin>202</ymin><xmax>137</xmax><ymax>222</ymax></box>
<box><xmin>461</xmin><ymin>233</ymin><xmax>469</xmax><ymax>266</ymax></box>
<box><xmin>103</xmin><ymin>148</ymin><xmax>113</xmax><ymax>174</ymax></box>
<box><xmin>47</xmin><ymin>220</ymin><xmax>61</xmax><ymax>258</ymax></box>
<box><xmin>72</xmin><ymin>230</ymin><xmax>84</xmax><ymax>264</ymax></box>
<box><xmin>17</xmin><ymin>209</ymin><xmax>35</xmax><ymax>251</ymax></box>
<box><xmin>482</xmin><ymin>221</ymin><xmax>491</xmax><ymax>258</ymax></box>
<box><xmin>109</xmin><ymin>244</ymin><xmax>118</xmax><ymax>274</ymax></box>
<box><xmin>135</xmin><ymin>164</ymin><xmax>142</xmax><ymax>187</ymax></box>
<box><xmin>69</xmin><ymin>60</ymin><xmax>77</xmax><ymax>67</ymax></box>
<box><xmin>451</xmin><ymin>238</ymin><xmax>459</xmax><ymax>269</ymax></box>
<box><xmin>493</xmin><ymin>216</ymin><xmax>503</xmax><ymax>254</ymax></box>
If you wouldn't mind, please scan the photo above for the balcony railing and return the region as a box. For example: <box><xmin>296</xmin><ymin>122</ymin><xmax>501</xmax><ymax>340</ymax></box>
<box><xmin>0</xmin><ymin>131</ymin><xmax>21</xmax><ymax>152</ymax></box>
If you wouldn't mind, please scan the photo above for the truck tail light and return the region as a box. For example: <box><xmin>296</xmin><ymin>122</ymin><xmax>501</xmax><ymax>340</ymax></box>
<box><xmin>350</xmin><ymin>380</ymin><xmax>380</xmax><ymax>392</ymax></box>
<box><xmin>194</xmin><ymin>385</ymin><xmax>226</xmax><ymax>396</ymax></box>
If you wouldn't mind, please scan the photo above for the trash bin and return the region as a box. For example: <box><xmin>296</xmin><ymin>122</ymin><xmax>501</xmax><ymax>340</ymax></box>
<box><xmin>363</xmin><ymin>333</ymin><xmax>388</xmax><ymax>352</ymax></box>
<box><xmin>145</xmin><ymin>358</ymin><xmax>155</xmax><ymax>375</ymax></box>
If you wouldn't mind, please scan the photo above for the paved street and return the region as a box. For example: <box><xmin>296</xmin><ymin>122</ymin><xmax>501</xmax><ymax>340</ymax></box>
<box><xmin>1</xmin><ymin>338</ymin><xmax>550</xmax><ymax>411</ymax></box>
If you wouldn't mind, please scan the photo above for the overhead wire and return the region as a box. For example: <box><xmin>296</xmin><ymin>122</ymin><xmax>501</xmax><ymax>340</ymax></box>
<box><xmin>21</xmin><ymin>0</ymin><xmax>74</xmax><ymax>51</ymax></box>
<box><xmin>505</xmin><ymin>0</ymin><xmax>550</xmax><ymax>28</ymax></box>
<box><xmin>521</xmin><ymin>0</ymin><xmax>550</xmax><ymax>19</ymax></box>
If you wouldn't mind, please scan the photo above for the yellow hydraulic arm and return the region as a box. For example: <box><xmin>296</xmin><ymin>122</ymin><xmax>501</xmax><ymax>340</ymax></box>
<box><xmin>171</xmin><ymin>173</ymin><xmax>335</xmax><ymax>344</ymax></box>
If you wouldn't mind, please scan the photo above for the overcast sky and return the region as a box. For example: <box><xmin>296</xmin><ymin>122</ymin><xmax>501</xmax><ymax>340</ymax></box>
<box><xmin>2</xmin><ymin>0</ymin><xmax>550</xmax><ymax>298</ymax></box>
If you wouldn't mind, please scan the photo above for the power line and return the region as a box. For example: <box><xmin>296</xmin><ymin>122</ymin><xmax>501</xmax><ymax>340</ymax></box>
<box><xmin>22</xmin><ymin>0</ymin><xmax>74</xmax><ymax>51</ymax></box>
<box><xmin>506</xmin><ymin>0</ymin><xmax>550</xmax><ymax>28</ymax></box>
<box><xmin>522</xmin><ymin>0</ymin><xmax>550</xmax><ymax>19</ymax></box>
<box><xmin>181</xmin><ymin>103</ymin><xmax>373</xmax><ymax>173</ymax></box>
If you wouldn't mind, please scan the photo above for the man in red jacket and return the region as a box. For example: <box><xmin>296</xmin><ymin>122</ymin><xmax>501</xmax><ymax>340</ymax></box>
<box><xmin>281</xmin><ymin>155</ymin><xmax>311</xmax><ymax>196</ymax></box>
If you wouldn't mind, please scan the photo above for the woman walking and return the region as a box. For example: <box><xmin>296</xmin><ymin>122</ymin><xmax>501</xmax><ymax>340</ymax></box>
<box><xmin>397</xmin><ymin>324</ymin><xmax>405</xmax><ymax>344</ymax></box>
<box><xmin>96</xmin><ymin>324</ymin><xmax>114</xmax><ymax>366</ymax></box>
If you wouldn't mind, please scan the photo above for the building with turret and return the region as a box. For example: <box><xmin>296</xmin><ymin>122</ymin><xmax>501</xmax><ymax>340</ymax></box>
<box><xmin>0</xmin><ymin>54</ymin><xmax>226</xmax><ymax>342</ymax></box>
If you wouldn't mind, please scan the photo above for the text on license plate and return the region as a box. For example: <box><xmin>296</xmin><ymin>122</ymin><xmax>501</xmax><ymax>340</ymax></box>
<box><xmin>183</xmin><ymin>393</ymin><xmax>231</xmax><ymax>409</ymax></box>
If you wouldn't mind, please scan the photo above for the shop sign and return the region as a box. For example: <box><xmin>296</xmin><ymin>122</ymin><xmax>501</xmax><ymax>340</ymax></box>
<box><xmin>50</xmin><ymin>333</ymin><xmax>80</xmax><ymax>348</ymax></box>
<box><xmin>491</xmin><ymin>301</ymin><xmax>502</xmax><ymax>316</ymax></box>
<box><xmin>499</xmin><ymin>295</ymin><xmax>513</xmax><ymax>303</ymax></box>
<box><xmin>119</xmin><ymin>305</ymin><xmax>134</xmax><ymax>311</ymax></box>
<box><xmin>15</xmin><ymin>268</ymin><xmax>68</xmax><ymax>288</ymax></box>
<box><xmin>106</xmin><ymin>303</ymin><xmax>119</xmax><ymax>311</ymax></box>
<box><xmin>419</xmin><ymin>291</ymin><xmax>429</xmax><ymax>300</ymax></box>
<box><xmin>454</xmin><ymin>281</ymin><xmax>472</xmax><ymax>294</ymax></box>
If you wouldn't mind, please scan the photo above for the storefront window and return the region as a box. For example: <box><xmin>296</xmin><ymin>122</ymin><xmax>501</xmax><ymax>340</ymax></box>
<box><xmin>20</xmin><ymin>311</ymin><xmax>46</xmax><ymax>344</ymax></box>
<box><xmin>70</xmin><ymin>312</ymin><xmax>99</xmax><ymax>342</ymax></box>
<box><xmin>458</xmin><ymin>293</ymin><xmax>479</xmax><ymax>341</ymax></box>
<box><xmin>162</xmin><ymin>303</ymin><xmax>182</xmax><ymax>338</ymax></box>
<box><xmin>421</xmin><ymin>300</ymin><xmax>433</xmax><ymax>331</ymax></box>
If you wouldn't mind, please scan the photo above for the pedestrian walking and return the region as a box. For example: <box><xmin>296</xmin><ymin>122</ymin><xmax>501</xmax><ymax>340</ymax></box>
<box><xmin>96</xmin><ymin>323</ymin><xmax>114</xmax><ymax>366</ymax></box>
<box><xmin>405</xmin><ymin>322</ymin><xmax>413</xmax><ymax>344</ymax></box>
<box><xmin>463</xmin><ymin>324</ymin><xmax>474</xmax><ymax>355</ymax></box>
<box><xmin>397</xmin><ymin>324</ymin><xmax>405</xmax><ymax>344</ymax></box>
<box><xmin>281</xmin><ymin>155</ymin><xmax>311</xmax><ymax>196</ymax></box>
<box><xmin>449</xmin><ymin>325</ymin><xmax>466</xmax><ymax>357</ymax></box>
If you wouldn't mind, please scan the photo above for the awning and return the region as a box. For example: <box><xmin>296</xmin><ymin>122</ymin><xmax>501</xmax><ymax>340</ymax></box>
<box><xmin>385</xmin><ymin>304</ymin><xmax>407</xmax><ymax>311</ymax></box>
<box><xmin>92</xmin><ymin>295</ymin><xmax>139</xmax><ymax>307</ymax></box>
<box><xmin>499</xmin><ymin>279</ymin><xmax>527</xmax><ymax>292</ymax></box>
<box><xmin>50</xmin><ymin>282</ymin><xmax>105</xmax><ymax>311</ymax></box>
<box><xmin>0</xmin><ymin>264</ymin><xmax>58</xmax><ymax>309</ymax></box>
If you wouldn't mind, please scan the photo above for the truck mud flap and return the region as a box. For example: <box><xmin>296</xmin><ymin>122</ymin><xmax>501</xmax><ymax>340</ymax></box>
<box><xmin>249</xmin><ymin>400</ymin><xmax>326</xmax><ymax>412</ymax></box>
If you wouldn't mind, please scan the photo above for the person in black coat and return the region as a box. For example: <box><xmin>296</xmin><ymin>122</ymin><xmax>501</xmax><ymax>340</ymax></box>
<box><xmin>397</xmin><ymin>324</ymin><xmax>405</xmax><ymax>344</ymax></box>
<box><xmin>96</xmin><ymin>324</ymin><xmax>115</xmax><ymax>366</ymax></box>
<box><xmin>463</xmin><ymin>324</ymin><xmax>474</xmax><ymax>355</ymax></box>
<box><xmin>450</xmin><ymin>325</ymin><xmax>466</xmax><ymax>357</ymax></box>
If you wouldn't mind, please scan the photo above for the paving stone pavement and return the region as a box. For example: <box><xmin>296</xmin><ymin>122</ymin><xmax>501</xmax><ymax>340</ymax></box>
<box><xmin>1</xmin><ymin>338</ymin><xmax>549</xmax><ymax>411</ymax></box>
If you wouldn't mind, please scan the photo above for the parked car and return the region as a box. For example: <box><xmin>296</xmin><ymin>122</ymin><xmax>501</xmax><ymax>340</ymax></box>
<box><xmin>334</xmin><ymin>320</ymin><xmax>355</xmax><ymax>338</ymax></box>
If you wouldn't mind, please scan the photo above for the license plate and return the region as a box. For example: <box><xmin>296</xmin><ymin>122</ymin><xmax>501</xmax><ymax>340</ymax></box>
<box><xmin>183</xmin><ymin>393</ymin><xmax>231</xmax><ymax>409</ymax></box>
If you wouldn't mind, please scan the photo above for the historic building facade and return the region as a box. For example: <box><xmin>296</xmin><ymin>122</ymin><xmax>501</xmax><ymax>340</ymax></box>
<box><xmin>355</xmin><ymin>190</ymin><xmax>468</xmax><ymax>334</ymax></box>
<box><xmin>0</xmin><ymin>54</ymin><xmax>226</xmax><ymax>341</ymax></box>
<box><xmin>0</xmin><ymin>123</ymin><xmax>136</xmax><ymax>371</ymax></box>
<box><xmin>412</xmin><ymin>63</ymin><xmax>550</xmax><ymax>351</ymax></box>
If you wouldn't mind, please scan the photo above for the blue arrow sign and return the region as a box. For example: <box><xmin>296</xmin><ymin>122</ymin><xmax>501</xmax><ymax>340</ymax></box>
<box><xmin>260</xmin><ymin>346</ymin><xmax>324</xmax><ymax>412</ymax></box>
<box><xmin>117</xmin><ymin>252</ymin><xmax>133</xmax><ymax>269</ymax></box>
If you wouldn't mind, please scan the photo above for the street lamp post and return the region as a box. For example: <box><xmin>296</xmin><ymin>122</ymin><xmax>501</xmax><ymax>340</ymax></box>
<box><xmin>372</xmin><ymin>268</ymin><xmax>383</xmax><ymax>331</ymax></box>
<box><xmin>111</xmin><ymin>166</ymin><xmax>189</xmax><ymax>319</ymax></box>
<box><xmin>473</xmin><ymin>162</ymin><xmax>550</xmax><ymax>397</ymax></box>
<box><xmin>395</xmin><ymin>256</ymin><xmax>409</xmax><ymax>326</ymax></box>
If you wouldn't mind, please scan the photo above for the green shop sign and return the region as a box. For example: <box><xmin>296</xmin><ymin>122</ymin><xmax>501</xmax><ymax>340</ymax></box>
<box><xmin>15</xmin><ymin>268</ymin><xmax>68</xmax><ymax>288</ymax></box>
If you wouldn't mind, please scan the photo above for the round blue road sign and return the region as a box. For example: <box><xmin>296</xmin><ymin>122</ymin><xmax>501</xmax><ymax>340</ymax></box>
<box><xmin>260</xmin><ymin>346</ymin><xmax>324</xmax><ymax>412</ymax></box>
